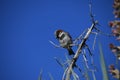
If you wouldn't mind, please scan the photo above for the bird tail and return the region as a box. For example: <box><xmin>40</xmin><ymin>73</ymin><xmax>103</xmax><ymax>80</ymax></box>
<box><xmin>67</xmin><ymin>47</ymin><xmax>75</xmax><ymax>55</ymax></box>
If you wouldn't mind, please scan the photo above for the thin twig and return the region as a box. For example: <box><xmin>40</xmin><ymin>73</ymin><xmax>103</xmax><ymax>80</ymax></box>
<box><xmin>54</xmin><ymin>57</ymin><xmax>64</xmax><ymax>68</ymax></box>
<box><xmin>73</xmin><ymin>29</ymin><xmax>87</xmax><ymax>44</ymax></box>
<box><xmin>62</xmin><ymin>68</ymin><xmax>68</xmax><ymax>80</ymax></box>
<box><xmin>38</xmin><ymin>69</ymin><xmax>43</xmax><ymax>80</ymax></box>
<box><xmin>49</xmin><ymin>40</ymin><xmax>61</xmax><ymax>48</ymax></box>
<box><xmin>92</xmin><ymin>32</ymin><xmax>98</xmax><ymax>50</ymax></box>
<box><xmin>48</xmin><ymin>72</ymin><xmax>54</xmax><ymax>80</ymax></box>
<box><xmin>71</xmin><ymin>70</ymin><xmax>80</xmax><ymax>80</ymax></box>
<box><xmin>91</xmin><ymin>70</ymin><xmax>96</xmax><ymax>80</ymax></box>
<box><xmin>82</xmin><ymin>50</ymin><xmax>89</xmax><ymax>69</ymax></box>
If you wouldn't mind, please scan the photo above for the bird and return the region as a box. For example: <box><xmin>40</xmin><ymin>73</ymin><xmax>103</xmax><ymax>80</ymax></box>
<box><xmin>54</xmin><ymin>29</ymin><xmax>75</xmax><ymax>55</ymax></box>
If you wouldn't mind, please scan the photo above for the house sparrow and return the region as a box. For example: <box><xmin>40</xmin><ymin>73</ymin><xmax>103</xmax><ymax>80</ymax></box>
<box><xmin>54</xmin><ymin>29</ymin><xmax>74</xmax><ymax>55</ymax></box>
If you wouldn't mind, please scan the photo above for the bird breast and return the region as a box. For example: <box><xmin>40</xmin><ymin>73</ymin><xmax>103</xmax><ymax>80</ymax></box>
<box><xmin>58</xmin><ymin>32</ymin><xmax>72</xmax><ymax>48</ymax></box>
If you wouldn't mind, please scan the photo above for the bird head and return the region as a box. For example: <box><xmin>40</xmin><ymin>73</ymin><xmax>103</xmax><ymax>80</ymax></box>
<box><xmin>54</xmin><ymin>29</ymin><xmax>64</xmax><ymax>39</ymax></box>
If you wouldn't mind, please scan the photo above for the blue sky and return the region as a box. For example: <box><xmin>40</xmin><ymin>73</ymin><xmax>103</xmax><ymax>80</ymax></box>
<box><xmin>0</xmin><ymin>0</ymin><xmax>119</xmax><ymax>80</ymax></box>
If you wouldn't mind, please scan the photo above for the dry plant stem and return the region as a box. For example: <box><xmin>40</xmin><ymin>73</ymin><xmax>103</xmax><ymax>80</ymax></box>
<box><xmin>65</xmin><ymin>22</ymin><xmax>97</xmax><ymax>80</ymax></box>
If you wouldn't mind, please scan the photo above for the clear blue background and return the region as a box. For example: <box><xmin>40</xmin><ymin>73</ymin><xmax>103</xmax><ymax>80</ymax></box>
<box><xmin>0</xmin><ymin>0</ymin><xmax>119</xmax><ymax>80</ymax></box>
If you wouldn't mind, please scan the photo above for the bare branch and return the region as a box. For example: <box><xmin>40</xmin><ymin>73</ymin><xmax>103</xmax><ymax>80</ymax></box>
<box><xmin>65</xmin><ymin>21</ymin><xmax>98</xmax><ymax>80</ymax></box>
